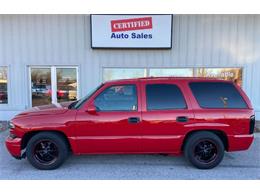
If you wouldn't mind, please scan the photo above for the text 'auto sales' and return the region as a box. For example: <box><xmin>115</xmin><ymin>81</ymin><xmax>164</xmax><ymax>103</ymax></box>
<box><xmin>110</xmin><ymin>17</ymin><xmax>153</xmax><ymax>39</ymax></box>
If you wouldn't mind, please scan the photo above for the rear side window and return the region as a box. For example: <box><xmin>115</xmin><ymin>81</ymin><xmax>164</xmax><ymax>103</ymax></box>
<box><xmin>189</xmin><ymin>82</ymin><xmax>248</xmax><ymax>109</ymax></box>
<box><xmin>146</xmin><ymin>84</ymin><xmax>187</xmax><ymax>110</ymax></box>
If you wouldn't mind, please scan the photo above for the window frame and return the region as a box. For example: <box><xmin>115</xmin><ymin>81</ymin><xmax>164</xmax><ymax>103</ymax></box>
<box><xmin>94</xmin><ymin>84</ymin><xmax>138</xmax><ymax>112</ymax></box>
<box><xmin>28</xmin><ymin>65</ymin><xmax>79</xmax><ymax>107</ymax></box>
<box><xmin>145</xmin><ymin>83</ymin><xmax>188</xmax><ymax>111</ymax></box>
<box><xmin>189</xmin><ymin>81</ymin><xmax>249</xmax><ymax>109</ymax></box>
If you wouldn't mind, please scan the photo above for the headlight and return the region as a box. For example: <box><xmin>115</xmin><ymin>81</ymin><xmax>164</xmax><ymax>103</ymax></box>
<box><xmin>9</xmin><ymin>132</ymin><xmax>17</xmax><ymax>139</ymax></box>
<box><xmin>8</xmin><ymin>121</ymin><xmax>15</xmax><ymax>129</ymax></box>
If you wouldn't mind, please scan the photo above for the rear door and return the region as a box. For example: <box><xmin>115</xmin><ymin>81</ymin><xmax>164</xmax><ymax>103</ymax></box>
<box><xmin>140</xmin><ymin>79</ymin><xmax>194</xmax><ymax>153</ymax></box>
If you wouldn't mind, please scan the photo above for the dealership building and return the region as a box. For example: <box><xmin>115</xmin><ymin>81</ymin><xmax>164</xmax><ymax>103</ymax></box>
<box><xmin>0</xmin><ymin>14</ymin><xmax>260</xmax><ymax>124</ymax></box>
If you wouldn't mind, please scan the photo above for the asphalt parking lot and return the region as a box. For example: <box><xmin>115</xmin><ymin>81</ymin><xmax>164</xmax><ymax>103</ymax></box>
<box><xmin>0</xmin><ymin>130</ymin><xmax>259</xmax><ymax>180</ymax></box>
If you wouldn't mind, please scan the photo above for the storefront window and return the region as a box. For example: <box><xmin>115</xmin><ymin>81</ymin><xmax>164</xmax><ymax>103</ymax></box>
<box><xmin>31</xmin><ymin>67</ymin><xmax>78</xmax><ymax>107</ymax></box>
<box><xmin>31</xmin><ymin>68</ymin><xmax>52</xmax><ymax>106</ymax></box>
<box><xmin>57</xmin><ymin>68</ymin><xmax>77</xmax><ymax>103</ymax></box>
<box><xmin>0</xmin><ymin>67</ymin><xmax>8</xmax><ymax>104</ymax></box>
<box><xmin>149</xmin><ymin>68</ymin><xmax>193</xmax><ymax>77</ymax></box>
<box><xmin>195</xmin><ymin>68</ymin><xmax>243</xmax><ymax>87</ymax></box>
<box><xmin>102</xmin><ymin>67</ymin><xmax>243</xmax><ymax>87</ymax></box>
<box><xmin>103</xmin><ymin>68</ymin><xmax>146</xmax><ymax>81</ymax></box>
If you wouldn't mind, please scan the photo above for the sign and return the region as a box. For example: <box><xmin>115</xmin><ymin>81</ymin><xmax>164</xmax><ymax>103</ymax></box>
<box><xmin>91</xmin><ymin>15</ymin><xmax>173</xmax><ymax>49</ymax></box>
<box><xmin>196</xmin><ymin>68</ymin><xmax>243</xmax><ymax>86</ymax></box>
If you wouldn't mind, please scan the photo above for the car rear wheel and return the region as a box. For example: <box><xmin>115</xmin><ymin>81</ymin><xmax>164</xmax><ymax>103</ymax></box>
<box><xmin>184</xmin><ymin>131</ymin><xmax>224</xmax><ymax>169</ymax></box>
<box><xmin>26</xmin><ymin>132</ymin><xmax>68</xmax><ymax>170</ymax></box>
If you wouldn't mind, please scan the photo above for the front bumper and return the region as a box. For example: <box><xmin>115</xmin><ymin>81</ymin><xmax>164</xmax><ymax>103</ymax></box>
<box><xmin>5</xmin><ymin>136</ymin><xmax>22</xmax><ymax>159</ymax></box>
<box><xmin>228</xmin><ymin>134</ymin><xmax>254</xmax><ymax>151</ymax></box>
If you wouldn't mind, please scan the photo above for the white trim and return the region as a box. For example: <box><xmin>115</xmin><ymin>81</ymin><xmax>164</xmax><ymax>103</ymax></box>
<box><xmin>76</xmin><ymin>66</ymin><xmax>80</xmax><ymax>99</ymax></box>
<box><xmin>28</xmin><ymin>66</ymin><xmax>32</xmax><ymax>108</ymax></box>
<box><xmin>51</xmin><ymin>66</ymin><xmax>57</xmax><ymax>104</ymax></box>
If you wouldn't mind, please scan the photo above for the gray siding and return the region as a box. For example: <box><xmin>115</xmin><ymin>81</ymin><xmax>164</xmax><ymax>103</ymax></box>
<box><xmin>0</xmin><ymin>14</ymin><xmax>260</xmax><ymax>120</ymax></box>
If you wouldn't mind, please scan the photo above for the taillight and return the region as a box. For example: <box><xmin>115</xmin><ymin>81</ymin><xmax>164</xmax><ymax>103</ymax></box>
<box><xmin>249</xmin><ymin>115</ymin><xmax>255</xmax><ymax>134</ymax></box>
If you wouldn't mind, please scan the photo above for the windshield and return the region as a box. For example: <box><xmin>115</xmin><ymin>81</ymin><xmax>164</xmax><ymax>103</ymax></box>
<box><xmin>72</xmin><ymin>83</ymin><xmax>104</xmax><ymax>109</ymax></box>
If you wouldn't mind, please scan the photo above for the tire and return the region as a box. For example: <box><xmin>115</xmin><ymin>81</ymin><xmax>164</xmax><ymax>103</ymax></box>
<box><xmin>26</xmin><ymin>132</ymin><xmax>69</xmax><ymax>170</ymax></box>
<box><xmin>184</xmin><ymin>131</ymin><xmax>224</xmax><ymax>169</ymax></box>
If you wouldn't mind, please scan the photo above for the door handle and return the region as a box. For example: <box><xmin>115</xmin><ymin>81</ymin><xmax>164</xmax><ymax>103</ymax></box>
<box><xmin>128</xmin><ymin>117</ymin><xmax>140</xmax><ymax>124</ymax></box>
<box><xmin>176</xmin><ymin>116</ymin><xmax>189</xmax><ymax>122</ymax></box>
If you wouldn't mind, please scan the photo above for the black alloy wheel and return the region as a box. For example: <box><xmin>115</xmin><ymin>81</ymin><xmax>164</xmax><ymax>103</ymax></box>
<box><xmin>26</xmin><ymin>132</ymin><xmax>69</xmax><ymax>170</ymax></box>
<box><xmin>33</xmin><ymin>139</ymin><xmax>59</xmax><ymax>165</ymax></box>
<box><xmin>193</xmin><ymin>139</ymin><xmax>218</xmax><ymax>164</ymax></box>
<box><xmin>184</xmin><ymin>131</ymin><xmax>224</xmax><ymax>169</ymax></box>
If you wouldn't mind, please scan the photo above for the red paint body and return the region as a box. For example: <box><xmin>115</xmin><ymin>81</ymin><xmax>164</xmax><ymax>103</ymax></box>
<box><xmin>5</xmin><ymin>77</ymin><xmax>254</xmax><ymax>158</ymax></box>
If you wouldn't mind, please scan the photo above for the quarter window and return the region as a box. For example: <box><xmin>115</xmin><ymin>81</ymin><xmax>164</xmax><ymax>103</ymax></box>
<box><xmin>146</xmin><ymin>84</ymin><xmax>186</xmax><ymax>110</ymax></box>
<box><xmin>94</xmin><ymin>85</ymin><xmax>137</xmax><ymax>111</ymax></box>
<box><xmin>189</xmin><ymin>82</ymin><xmax>248</xmax><ymax>109</ymax></box>
<box><xmin>0</xmin><ymin>67</ymin><xmax>8</xmax><ymax>104</ymax></box>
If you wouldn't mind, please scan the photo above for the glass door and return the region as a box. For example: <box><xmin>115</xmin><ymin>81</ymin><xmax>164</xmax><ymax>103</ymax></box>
<box><xmin>30</xmin><ymin>66</ymin><xmax>78</xmax><ymax>107</ymax></box>
<box><xmin>31</xmin><ymin>68</ymin><xmax>52</xmax><ymax>106</ymax></box>
<box><xmin>56</xmin><ymin>68</ymin><xmax>78</xmax><ymax>103</ymax></box>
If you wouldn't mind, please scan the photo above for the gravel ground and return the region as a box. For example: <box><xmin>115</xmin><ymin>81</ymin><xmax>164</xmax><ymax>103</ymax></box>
<box><xmin>0</xmin><ymin>130</ymin><xmax>259</xmax><ymax>180</ymax></box>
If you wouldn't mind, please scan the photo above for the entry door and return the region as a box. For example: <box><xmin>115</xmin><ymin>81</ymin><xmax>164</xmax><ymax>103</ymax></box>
<box><xmin>75</xmin><ymin>82</ymin><xmax>142</xmax><ymax>154</ymax></box>
<box><xmin>30</xmin><ymin>68</ymin><xmax>52</xmax><ymax>106</ymax></box>
<box><xmin>30</xmin><ymin>66</ymin><xmax>78</xmax><ymax>107</ymax></box>
<box><xmin>140</xmin><ymin>80</ymin><xmax>194</xmax><ymax>153</ymax></box>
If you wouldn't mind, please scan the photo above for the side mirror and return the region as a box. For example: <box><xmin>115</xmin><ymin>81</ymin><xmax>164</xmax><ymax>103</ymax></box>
<box><xmin>86</xmin><ymin>104</ymin><xmax>97</xmax><ymax>114</ymax></box>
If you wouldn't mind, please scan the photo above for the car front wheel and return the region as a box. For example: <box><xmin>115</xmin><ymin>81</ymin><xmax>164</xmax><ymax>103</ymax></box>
<box><xmin>26</xmin><ymin>132</ymin><xmax>69</xmax><ymax>170</ymax></box>
<box><xmin>184</xmin><ymin>131</ymin><xmax>224</xmax><ymax>169</ymax></box>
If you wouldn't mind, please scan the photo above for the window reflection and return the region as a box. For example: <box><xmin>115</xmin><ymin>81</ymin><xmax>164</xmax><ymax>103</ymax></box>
<box><xmin>149</xmin><ymin>68</ymin><xmax>193</xmax><ymax>77</ymax></box>
<box><xmin>94</xmin><ymin>85</ymin><xmax>137</xmax><ymax>111</ymax></box>
<box><xmin>31</xmin><ymin>68</ymin><xmax>52</xmax><ymax>106</ymax></box>
<box><xmin>103</xmin><ymin>67</ymin><xmax>243</xmax><ymax>87</ymax></box>
<box><xmin>57</xmin><ymin>68</ymin><xmax>77</xmax><ymax>102</ymax></box>
<box><xmin>196</xmin><ymin>68</ymin><xmax>243</xmax><ymax>87</ymax></box>
<box><xmin>103</xmin><ymin>68</ymin><xmax>146</xmax><ymax>81</ymax></box>
<box><xmin>0</xmin><ymin>67</ymin><xmax>8</xmax><ymax>104</ymax></box>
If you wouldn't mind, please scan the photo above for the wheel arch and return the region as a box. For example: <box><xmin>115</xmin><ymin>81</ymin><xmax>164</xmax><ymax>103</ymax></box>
<box><xmin>21</xmin><ymin>130</ymin><xmax>72</xmax><ymax>152</ymax></box>
<box><xmin>181</xmin><ymin>129</ymin><xmax>229</xmax><ymax>151</ymax></box>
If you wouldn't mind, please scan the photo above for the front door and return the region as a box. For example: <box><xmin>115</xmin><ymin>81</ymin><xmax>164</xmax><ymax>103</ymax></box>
<box><xmin>75</xmin><ymin>81</ymin><xmax>142</xmax><ymax>154</ymax></box>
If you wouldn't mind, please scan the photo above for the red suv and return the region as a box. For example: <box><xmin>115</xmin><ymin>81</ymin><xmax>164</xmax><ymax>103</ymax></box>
<box><xmin>5</xmin><ymin>77</ymin><xmax>255</xmax><ymax>170</ymax></box>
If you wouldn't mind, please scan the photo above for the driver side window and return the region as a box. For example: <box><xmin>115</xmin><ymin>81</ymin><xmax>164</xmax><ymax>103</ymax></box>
<box><xmin>94</xmin><ymin>85</ymin><xmax>138</xmax><ymax>111</ymax></box>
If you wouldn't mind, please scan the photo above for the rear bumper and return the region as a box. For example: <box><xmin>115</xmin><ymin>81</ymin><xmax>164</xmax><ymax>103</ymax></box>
<box><xmin>5</xmin><ymin>136</ymin><xmax>22</xmax><ymax>158</ymax></box>
<box><xmin>228</xmin><ymin>134</ymin><xmax>254</xmax><ymax>151</ymax></box>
